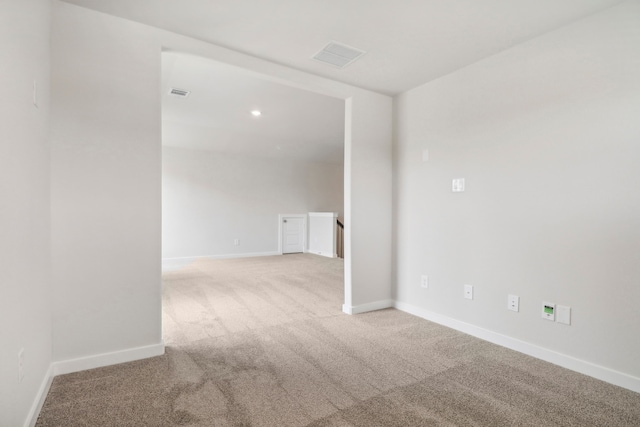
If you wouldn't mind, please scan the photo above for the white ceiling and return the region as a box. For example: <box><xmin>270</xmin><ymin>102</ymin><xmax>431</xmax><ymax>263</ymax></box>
<box><xmin>62</xmin><ymin>0</ymin><xmax>624</xmax><ymax>95</ymax></box>
<box><xmin>61</xmin><ymin>0</ymin><xmax>625</xmax><ymax>162</ymax></box>
<box><xmin>162</xmin><ymin>52</ymin><xmax>345</xmax><ymax>163</ymax></box>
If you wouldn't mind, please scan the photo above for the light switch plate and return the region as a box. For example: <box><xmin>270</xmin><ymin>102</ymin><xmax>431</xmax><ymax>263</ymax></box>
<box><xmin>452</xmin><ymin>178</ymin><xmax>465</xmax><ymax>192</ymax></box>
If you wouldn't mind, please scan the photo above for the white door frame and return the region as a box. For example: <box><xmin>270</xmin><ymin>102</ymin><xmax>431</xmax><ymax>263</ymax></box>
<box><xmin>278</xmin><ymin>214</ymin><xmax>307</xmax><ymax>254</ymax></box>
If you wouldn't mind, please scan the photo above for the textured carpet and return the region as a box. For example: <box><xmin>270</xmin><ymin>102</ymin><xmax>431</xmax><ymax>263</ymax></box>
<box><xmin>37</xmin><ymin>254</ymin><xmax>640</xmax><ymax>426</ymax></box>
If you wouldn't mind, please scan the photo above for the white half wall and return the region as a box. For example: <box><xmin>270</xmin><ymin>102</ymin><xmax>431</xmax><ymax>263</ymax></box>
<box><xmin>0</xmin><ymin>1</ymin><xmax>52</xmax><ymax>426</ymax></box>
<box><xmin>308</xmin><ymin>212</ymin><xmax>338</xmax><ymax>258</ymax></box>
<box><xmin>393</xmin><ymin>1</ymin><xmax>640</xmax><ymax>384</ymax></box>
<box><xmin>162</xmin><ymin>147</ymin><xmax>343</xmax><ymax>260</ymax></box>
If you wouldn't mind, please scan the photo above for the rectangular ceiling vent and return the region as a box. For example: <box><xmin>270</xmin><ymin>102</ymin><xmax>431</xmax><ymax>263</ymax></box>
<box><xmin>169</xmin><ymin>88</ymin><xmax>190</xmax><ymax>97</ymax></box>
<box><xmin>312</xmin><ymin>42</ymin><xmax>366</xmax><ymax>69</ymax></box>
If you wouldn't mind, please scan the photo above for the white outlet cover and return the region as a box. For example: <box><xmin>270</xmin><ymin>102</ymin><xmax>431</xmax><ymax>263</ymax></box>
<box><xmin>508</xmin><ymin>294</ymin><xmax>519</xmax><ymax>312</ymax></box>
<box><xmin>421</xmin><ymin>275</ymin><xmax>428</xmax><ymax>289</ymax></box>
<box><xmin>464</xmin><ymin>284</ymin><xmax>473</xmax><ymax>300</ymax></box>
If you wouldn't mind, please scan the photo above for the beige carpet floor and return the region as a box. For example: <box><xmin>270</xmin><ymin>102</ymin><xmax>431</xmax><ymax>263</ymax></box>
<box><xmin>37</xmin><ymin>254</ymin><xmax>640</xmax><ymax>426</ymax></box>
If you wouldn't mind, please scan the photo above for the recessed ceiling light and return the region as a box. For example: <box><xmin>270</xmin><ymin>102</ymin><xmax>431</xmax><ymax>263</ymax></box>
<box><xmin>251</xmin><ymin>110</ymin><xmax>262</xmax><ymax>117</ymax></box>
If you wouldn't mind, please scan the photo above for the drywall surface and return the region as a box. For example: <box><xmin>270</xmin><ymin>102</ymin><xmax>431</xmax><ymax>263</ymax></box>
<box><xmin>0</xmin><ymin>0</ymin><xmax>52</xmax><ymax>425</ymax></box>
<box><xmin>49</xmin><ymin>0</ymin><xmax>392</xmax><ymax>365</ymax></box>
<box><xmin>345</xmin><ymin>93</ymin><xmax>394</xmax><ymax>309</ymax></box>
<box><xmin>51</xmin><ymin>3</ymin><xmax>162</xmax><ymax>361</ymax></box>
<box><xmin>394</xmin><ymin>1</ymin><xmax>640</xmax><ymax>379</ymax></box>
<box><xmin>162</xmin><ymin>147</ymin><xmax>343</xmax><ymax>259</ymax></box>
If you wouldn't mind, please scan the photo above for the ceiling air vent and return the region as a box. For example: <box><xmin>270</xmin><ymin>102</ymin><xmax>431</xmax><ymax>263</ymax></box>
<box><xmin>312</xmin><ymin>42</ymin><xmax>366</xmax><ymax>69</ymax></box>
<box><xmin>169</xmin><ymin>88</ymin><xmax>190</xmax><ymax>97</ymax></box>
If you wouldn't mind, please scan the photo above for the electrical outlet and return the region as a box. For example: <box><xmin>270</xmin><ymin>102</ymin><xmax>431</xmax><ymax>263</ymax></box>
<box><xmin>234</xmin><ymin>239</ymin><xmax>239</xmax><ymax>246</ymax></box>
<box><xmin>421</xmin><ymin>275</ymin><xmax>428</xmax><ymax>289</ymax></box>
<box><xmin>18</xmin><ymin>348</ymin><xmax>24</xmax><ymax>382</ymax></box>
<box><xmin>464</xmin><ymin>284</ymin><xmax>473</xmax><ymax>300</ymax></box>
<box><xmin>508</xmin><ymin>294</ymin><xmax>519</xmax><ymax>312</ymax></box>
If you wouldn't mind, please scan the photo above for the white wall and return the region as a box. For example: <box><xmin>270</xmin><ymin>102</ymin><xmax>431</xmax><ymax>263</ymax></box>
<box><xmin>48</xmin><ymin>0</ymin><xmax>392</xmax><ymax>369</ymax></box>
<box><xmin>162</xmin><ymin>147</ymin><xmax>343</xmax><ymax>259</ymax></box>
<box><xmin>51</xmin><ymin>2</ymin><xmax>163</xmax><ymax>363</ymax></box>
<box><xmin>0</xmin><ymin>1</ymin><xmax>52</xmax><ymax>425</ymax></box>
<box><xmin>394</xmin><ymin>0</ymin><xmax>640</xmax><ymax>387</ymax></box>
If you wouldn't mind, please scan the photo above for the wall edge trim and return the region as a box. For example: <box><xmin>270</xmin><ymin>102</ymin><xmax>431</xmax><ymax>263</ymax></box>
<box><xmin>162</xmin><ymin>252</ymin><xmax>281</xmax><ymax>271</ymax></box>
<box><xmin>343</xmin><ymin>299</ymin><xmax>394</xmax><ymax>315</ymax></box>
<box><xmin>307</xmin><ymin>250</ymin><xmax>336</xmax><ymax>258</ymax></box>
<box><xmin>25</xmin><ymin>364</ymin><xmax>54</xmax><ymax>427</ymax></box>
<box><xmin>51</xmin><ymin>341</ymin><xmax>165</xmax><ymax>377</ymax></box>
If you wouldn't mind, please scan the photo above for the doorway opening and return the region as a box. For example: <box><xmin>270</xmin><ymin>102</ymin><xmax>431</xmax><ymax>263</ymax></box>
<box><xmin>160</xmin><ymin>51</ymin><xmax>347</xmax><ymax>342</ymax></box>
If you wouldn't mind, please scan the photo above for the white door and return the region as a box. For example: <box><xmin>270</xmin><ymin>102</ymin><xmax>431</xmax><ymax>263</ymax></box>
<box><xmin>282</xmin><ymin>217</ymin><xmax>304</xmax><ymax>254</ymax></box>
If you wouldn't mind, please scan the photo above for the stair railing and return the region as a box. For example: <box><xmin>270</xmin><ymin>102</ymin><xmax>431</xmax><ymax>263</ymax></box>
<box><xmin>336</xmin><ymin>219</ymin><xmax>344</xmax><ymax>259</ymax></box>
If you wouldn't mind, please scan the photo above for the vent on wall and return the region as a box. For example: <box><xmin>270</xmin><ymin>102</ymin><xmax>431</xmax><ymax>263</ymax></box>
<box><xmin>169</xmin><ymin>88</ymin><xmax>190</xmax><ymax>97</ymax></box>
<box><xmin>312</xmin><ymin>42</ymin><xmax>366</xmax><ymax>68</ymax></box>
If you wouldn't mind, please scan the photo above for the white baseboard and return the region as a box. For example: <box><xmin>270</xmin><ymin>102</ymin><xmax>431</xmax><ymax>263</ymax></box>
<box><xmin>25</xmin><ymin>364</ymin><xmax>54</xmax><ymax>427</ymax></box>
<box><xmin>27</xmin><ymin>342</ymin><xmax>165</xmax><ymax>426</ymax></box>
<box><xmin>162</xmin><ymin>252</ymin><xmax>281</xmax><ymax>272</ymax></box>
<box><xmin>343</xmin><ymin>299</ymin><xmax>394</xmax><ymax>315</ymax></box>
<box><xmin>394</xmin><ymin>301</ymin><xmax>640</xmax><ymax>394</ymax></box>
<box><xmin>307</xmin><ymin>250</ymin><xmax>336</xmax><ymax>258</ymax></box>
<box><xmin>51</xmin><ymin>341</ymin><xmax>165</xmax><ymax>377</ymax></box>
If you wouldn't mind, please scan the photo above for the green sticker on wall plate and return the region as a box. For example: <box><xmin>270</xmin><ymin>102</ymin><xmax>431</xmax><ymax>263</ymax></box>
<box><xmin>544</xmin><ymin>306</ymin><xmax>554</xmax><ymax>314</ymax></box>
